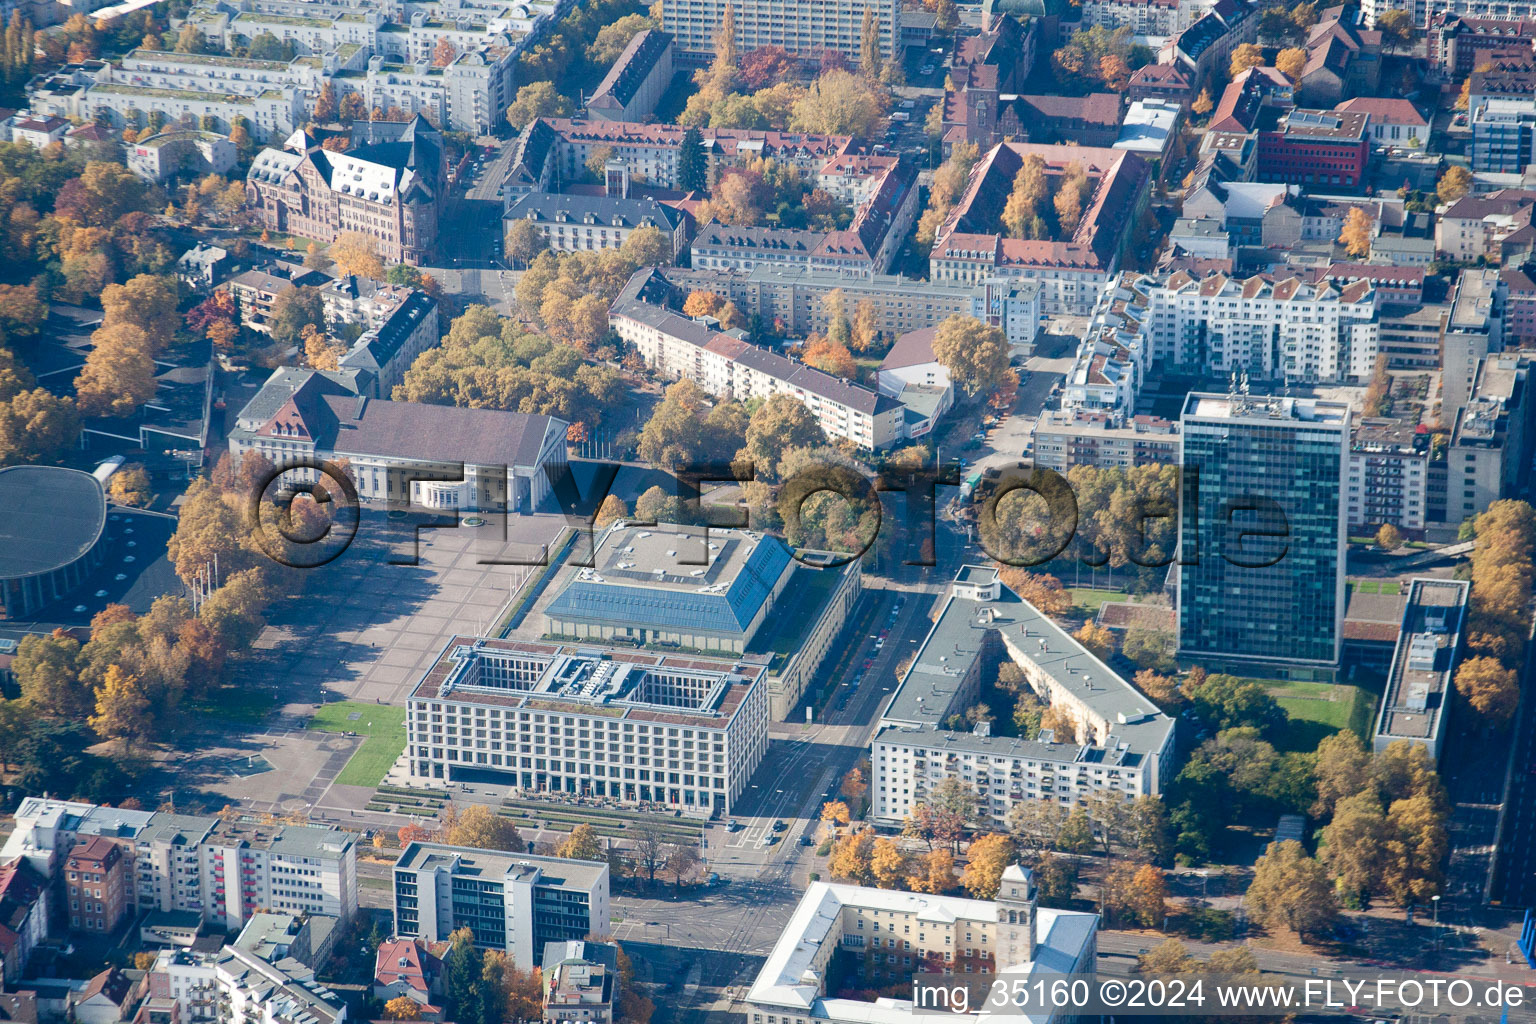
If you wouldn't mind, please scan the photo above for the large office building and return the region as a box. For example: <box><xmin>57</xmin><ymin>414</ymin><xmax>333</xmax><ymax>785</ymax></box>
<box><xmin>2</xmin><ymin>800</ymin><xmax>358</xmax><ymax>932</ymax></box>
<box><xmin>1372</xmin><ymin>578</ymin><xmax>1470</xmax><ymax>760</ymax></box>
<box><xmin>405</xmin><ymin>637</ymin><xmax>771</xmax><ymax>815</ymax></box>
<box><xmin>544</xmin><ymin>524</ymin><xmax>794</xmax><ymax>653</ymax></box>
<box><xmin>870</xmin><ymin>568</ymin><xmax>1175</xmax><ymax>830</ymax></box>
<box><xmin>658</xmin><ymin>0</ymin><xmax>898</xmax><ymax>63</ymax></box>
<box><xmin>747</xmin><ymin>866</ymin><xmax>1097</xmax><ymax>1024</ymax></box>
<box><xmin>393</xmin><ymin>844</ymin><xmax>608</xmax><ymax>971</ymax></box>
<box><xmin>1177</xmin><ymin>393</ymin><xmax>1351</xmax><ymax>677</ymax></box>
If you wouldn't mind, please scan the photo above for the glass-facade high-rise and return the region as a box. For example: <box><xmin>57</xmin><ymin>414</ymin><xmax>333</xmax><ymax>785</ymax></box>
<box><xmin>1177</xmin><ymin>393</ymin><xmax>1350</xmax><ymax>674</ymax></box>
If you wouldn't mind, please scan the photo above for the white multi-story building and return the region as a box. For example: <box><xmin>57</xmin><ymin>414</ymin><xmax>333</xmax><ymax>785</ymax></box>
<box><xmin>144</xmin><ymin>945</ymin><xmax>347</xmax><ymax>1024</ymax></box>
<box><xmin>610</xmin><ymin>268</ymin><xmax>908</xmax><ymax>449</ymax></box>
<box><xmin>1348</xmin><ymin>418</ymin><xmax>1430</xmax><ymax>535</ymax></box>
<box><xmin>394</xmin><ymin>844</ymin><xmax>609</xmax><ymax>971</ymax></box>
<box><xmin>748</xmin><ymin>866</ymin><xmax>1097</xmax><ymax>1024</ymax></box>
<box><xmin>1</xmin><ymin>800</ymin><xmax>358</xmax><ymax>932</ymax></box>
<box><xmin>1099</xmin><ymin>269</ymin><xmax>1381</xmax><ymax>384</ymax></box>
<box><xmin>870</xmin><ymin>568</ymin><xmax>1176</xmax><ymax>830</ymax></box>
<box><xmin>405</xmin><ymin>636</ymin><xmax>771</xmax><ymax>816</ymax></box>
<box><xmin>662</xmin><ymin>266</ymin><xmax>1042</xmax><ymax>354</ymax></box>
<box><xmin>659</xmin><ymin>0</ymin><xmax>898</xmax><ymax>62</ymax></box>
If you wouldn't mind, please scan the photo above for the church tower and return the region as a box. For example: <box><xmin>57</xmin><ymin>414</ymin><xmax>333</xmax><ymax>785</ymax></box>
<box><xmin>994</xmin><ymin>864</ymin><xmax>1037</xmax><ymax>967</ymax></box>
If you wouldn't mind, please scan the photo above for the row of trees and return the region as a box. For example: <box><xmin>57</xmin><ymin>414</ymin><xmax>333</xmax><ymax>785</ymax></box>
<box><xmin>1452</xmin><ymin>500</ymin><xmax>1535</xmax><ymax>726</ymax></box>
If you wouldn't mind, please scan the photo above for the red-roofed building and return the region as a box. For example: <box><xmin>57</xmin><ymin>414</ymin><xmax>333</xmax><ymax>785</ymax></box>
<box><xmin>1128</xmin><ymin>63</ymin><xmax>1194</xmax><ymax>108</ymax></box>
<box><xmin>374</xmin><ymin>938</ymin><xmax>443</xmax><ymax>1007</ymax></box>
<box><xmin>64</xmin><ymin>836</ymin><xmax>131</xmax><ymax>936</ymax></box>
<box><xmin>1334</xmin><ymin>97</ymin><xmax>1428</xmax><ymax>146</ymax></box>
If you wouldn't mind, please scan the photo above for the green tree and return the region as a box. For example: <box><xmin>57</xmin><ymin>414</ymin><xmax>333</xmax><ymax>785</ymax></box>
<box><xmin>1246</xmin><ymin>840</ymin><xmax>1337</xmax><ymax>939</ymax></box>
<box><xmin>739</xmin><ymin>393</ymin><xmax>827</xmax><ymax>480</ymax></box>
<box><xmin>960</xmin><ymin>833</ymin><xmax>1015</xmax><ymax>898</ymax></box>
<box><xmin>678</xmin><ymin>127</ymin><xmax>708</xmax><ymax>192</ymax></box>
<box><xmin>268</xmin><ymin>285</ymin><xmax>326</xmax><ymax>349</ymax></box>
<box><xmin>0</xmin><ymin>389</ymin><xmax>79</xmax><ymax>464</ymax></box>
<box><xmin>506</xmin><ymin>80</ymin><xmax>574</xmax><ymax>129</ymax></box>
<box><xmin>557</xmin><ymin>823</ymin><xmax>604</xmax><ymax>861</ymax></box>
<box><xmin>504</xmin><ymin>218</ymin><xmax>547</xmax><ymax>269</ymax></box>
<box><xmin>444</xmin><ymin>804</ymin><xmax>525</xmax><ymax>851</ymax></box>
<box><xmin>88</xmin><ymin>664</ymin><xmax>152</xmax><ymax>750</ymax></box>
<box><xmin>619</xmin><ymin>224</ymin><xmax>673</xmax><ymax>266</ymax></box>
<box><xmin>930</xmin><ymin>314</ymin><xmax>1009</xmax><ymax>398</ymax></box>
<box><xmin>75</xmin><ymin>324</ymin><xmax>157</xmax><ymax>418</ymax></box>
<box><xmin>14</xmin><ymin>630</ymin><xmax>88</xmax><ymax>718</ymax></box>
<box><xmin>858</xmin><ymin>7</ymin><xmax>882</xmax><ymax>81</ymax></box>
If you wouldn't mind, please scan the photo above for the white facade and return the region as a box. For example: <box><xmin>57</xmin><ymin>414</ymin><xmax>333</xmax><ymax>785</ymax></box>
<box><xmin>659</xmin><ymin>0</ymin><xmax>898</xmax><ymax>61</ymax></box>
<box><xmin>405</xmin><ymin>637</ymin><xmax>771</xmax><ymax>815</ymax></box>
<box><xmin>870</xmin><ymin>569</ymin><xmax>1175</xmax><ymax>830</ymax></box>
<box><xmin>610</xmin><ymin>271</ymin><xmax>908</xmax><ymax>449</ymax></box>
<box><xmin>394</xmin><ymin>844</ymin><xmax>609</xmax><ymax>973</ymax></box>
<box><xmin>1110</xmin><ymin>270</ymin><xmax>1381</xmax><ymax>383</ymax></box>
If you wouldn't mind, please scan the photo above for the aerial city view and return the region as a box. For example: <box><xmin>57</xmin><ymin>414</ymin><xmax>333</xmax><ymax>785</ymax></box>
<box><xmin>2</xmin><ymin>0</ymin><xmax>1536</xmax><ymax>1019</ymax></box>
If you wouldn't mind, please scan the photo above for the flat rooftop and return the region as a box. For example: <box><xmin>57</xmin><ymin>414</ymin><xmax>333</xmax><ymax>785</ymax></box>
<box><xmin>0</xmin><ymin>467</ymin><xmax>106</xmax><ymax>579</ymax></box>
<box><xmin>395</xmin><ymin>842</ymin><xmax>607</xmax><ymax>890</ymax></box>
<box><xmin>410</xmin><ymin>635</ymin><xmax>767</xmax><ymax>728</ymax></box>
<box><xmin>1182</xmin><ymin>392</ymin><xmax>1351</xmax><ymax>426</ymax></box>
<box><xmin>879</xmin><ymin>571</ymin><xmax>1173</xmax><ymax>764</ymax></box>
<box><xmin>1376</xmin><ymin>578</ymin><xmax>1469</xmax><ymax>746</ymax></box>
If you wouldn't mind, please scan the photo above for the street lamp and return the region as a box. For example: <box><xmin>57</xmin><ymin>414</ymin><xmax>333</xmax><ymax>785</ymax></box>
<box><xmin>1432</xmin><ymin>894</ymin><xmax>1442</xmax><ymax>957</ymax></box>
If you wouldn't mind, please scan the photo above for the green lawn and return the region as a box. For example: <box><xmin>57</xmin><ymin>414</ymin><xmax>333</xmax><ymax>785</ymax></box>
<box><xmin>1348</xmin><ymin>580</ymin><xmax>1402</xmax><ymax>596</ymax></box>
<box><xmin>189</xmin><ymin>687</ymin><xmax>277</xmax><ymax>725</ymax></box>
<box><xmin>1264</xmin><ymin>680</ymin><xmax>1374</xmax><ymax>752</ymax></box>
<box><xmin>307</xmin><ymin>702</ymin><xmax>407</xmax><ymax>788</ymax></box>
<box><xmin>1067</xmin><ymin>587</ymin><xmax>1129</xmax><ymax>613</ymax></box>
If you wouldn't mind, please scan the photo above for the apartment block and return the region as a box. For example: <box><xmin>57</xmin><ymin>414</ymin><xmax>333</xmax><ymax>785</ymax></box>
<box><xmin>1443</xmin><ymin>353</ymin><xmax>1534</xmax><ymax>525</ymax></box>
<box><xmin>64</xmin><ymin>837</ymin><xmax>131</xmax><ymax>937</ymax></box>
<box><xmin>871</xmin><ymin>568</ymin><xmax>1176</xmax><ymax>830</ymax></box>
<box><xmin>405</xmin><ymin>636</ymin><xmax>771</xmax><ymax>815</ymax></box>
<box><xmin>586</xmin><ymin>29</ymin><xmax>672</xmax><ymax>122</ymax></box>
<box><xmin>927</xmin><ymin>143</ymin><xmax>1150</xmax><ymax>315</ymax></box>
<box><xmin>394</xmin><ymin>844</ymin><xmax>609</xmax><ymax>971</ymax></box>
<box><xmin>1102</xmin><ymin>269</ymin><xmax>1379</xmax><ymax>384</ymax></box>
<box><xmin>1029</xmin><ymin>410</ymin><xmax>1180</xmax><ymax>473</ymax></box>
<box><xmin>1348</xmin><ymin>417</ymin><xmax>1431</xmax><ymax>535</ymax></box>
<box><xmin>609</xmin><ymin>269</ymin><xmax>907</xmax><ymax>449</ymax></box>
<box><xmin>659</xmin><ymin>266</ymin><xmax>1041</xmax><ymax>352</ymax></box>
<box><xmin>140</xmin><ymin>944</ymin><xmax>348</xmax><ymax>1024</ymax></box>
<box><xmin>1</xmin><ymin>800</ymin><xmax>358</xmax><ymax>933</ymax></box>
<box><xmin>658</xmin><ymin>0</ymin><xmax>898</xmax><ymax>62</ymax></box>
